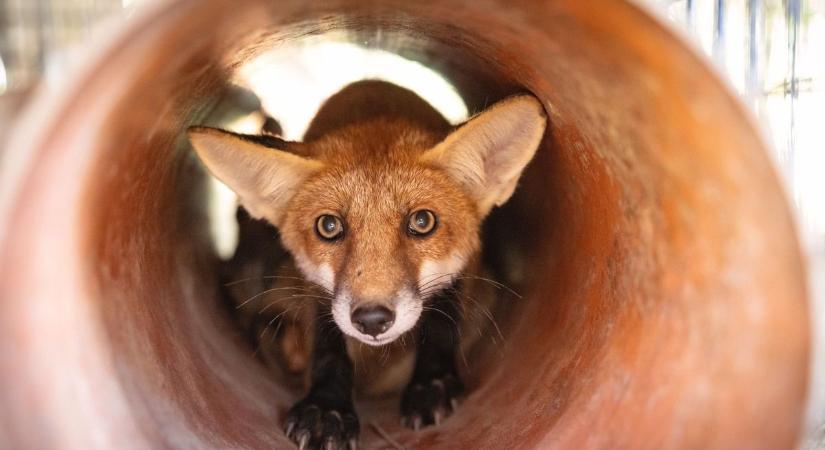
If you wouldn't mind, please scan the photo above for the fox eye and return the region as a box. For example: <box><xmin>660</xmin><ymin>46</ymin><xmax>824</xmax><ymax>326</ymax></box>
<box><xmin>407</xmin><ymin>210</ymin><xmax>437</xmax><ymax>236</ymax></box>
<box><xmin>316</xmin><ymin>215</ymin><xmax>344</xmax><ymax>241</ymax></box>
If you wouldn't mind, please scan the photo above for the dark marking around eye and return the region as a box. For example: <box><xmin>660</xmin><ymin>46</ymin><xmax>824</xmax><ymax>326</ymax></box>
<box><xmin>407</xmin><ymin>210</ymin><xmax>437</xmax><ymax>237</ymax></box>
<box><xmin>316</xmin><ymin>215</ymin><xmax>344</xmax><ymax>241</ymax></box>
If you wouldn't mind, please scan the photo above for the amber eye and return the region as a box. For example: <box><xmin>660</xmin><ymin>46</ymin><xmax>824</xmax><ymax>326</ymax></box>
<box><xmin>407</xmin><ymin>210</ymin><xmax>437</xmax><ymax>236</ymax></box>
<box><xmin>316</xmin><ymin>215</ymin><xmax>344</xmax><ymax>241</ymax></box>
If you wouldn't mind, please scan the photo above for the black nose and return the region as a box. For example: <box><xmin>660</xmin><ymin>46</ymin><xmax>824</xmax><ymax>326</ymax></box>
<box><xmin>351</xmin><ymin>305</ymin><xmax>395</xmax><ymax>337</ymax></box>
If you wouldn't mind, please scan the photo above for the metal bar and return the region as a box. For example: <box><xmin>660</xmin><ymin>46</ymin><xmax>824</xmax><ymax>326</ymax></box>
<box><xmin>746</xmin><ymin>0</ymin><xmax>761</xmax><ymax>99</ymax></box>
<box><xmin>686</xmin><ymin>0</ymin><xmax>695</xmax><ymax>29</ymax></box>
<box><xmin>786</xmin><ymin>0</ymin><xmax>801</xmax><ymax>183</ymax></box>
<box><xmin>713</xmin><ymin>0</ymin><xmax>726</xmax><ymax>65</ymax></box>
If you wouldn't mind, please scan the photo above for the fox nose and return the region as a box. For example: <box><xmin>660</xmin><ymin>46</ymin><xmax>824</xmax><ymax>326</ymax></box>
<box><xmin>351</xmin><ymin>305</ymin><xmax>395</xmax><ymax>337</ymax></box>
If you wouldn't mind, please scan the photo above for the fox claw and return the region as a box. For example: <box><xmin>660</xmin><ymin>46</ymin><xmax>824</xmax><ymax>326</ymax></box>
<box><xmin>401</xmin><ymin>372</ymin><xmax>463</xmax><ymax>430</ymax></box>
<box><xmin>284</xmin><ymin>398</ymin><xmax>359</xmax><ymax>450</ymax></box>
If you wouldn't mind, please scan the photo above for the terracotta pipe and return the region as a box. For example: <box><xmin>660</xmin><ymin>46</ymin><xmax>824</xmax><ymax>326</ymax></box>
<box><xmin>0</xmin><ymin>0</ymin><xmax>808</xmax><ymax>448</ymax></box>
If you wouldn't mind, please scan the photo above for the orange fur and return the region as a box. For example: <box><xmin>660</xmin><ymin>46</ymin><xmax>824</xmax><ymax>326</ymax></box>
<box><xmin>190</xmin><ymin>80</ymin><xmax>546</xmax><ymax>394</ymax></box>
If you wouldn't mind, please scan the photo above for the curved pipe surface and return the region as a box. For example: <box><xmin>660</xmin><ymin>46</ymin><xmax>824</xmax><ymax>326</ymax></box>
<box><xmin>0</xmin><ymin>1</ymin><xmax>808</xmax><ymax>449</ymax></box>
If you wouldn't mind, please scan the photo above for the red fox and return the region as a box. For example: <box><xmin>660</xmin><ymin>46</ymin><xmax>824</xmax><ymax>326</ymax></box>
<box><xmin>188</xmin><ymin>80</ymin><xmax>546</xmax><ymax>450</ymax></box>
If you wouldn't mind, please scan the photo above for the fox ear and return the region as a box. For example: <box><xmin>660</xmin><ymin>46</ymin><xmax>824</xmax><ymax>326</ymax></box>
<box><xmin>187</xmin><ymin>127</ymin><xmax>322</xmax><ymax>226</ymax></box>
<box><xmin>421</xmin><ymin>95</ymin><xmax>546</xmax><ymax>217</ymax></box>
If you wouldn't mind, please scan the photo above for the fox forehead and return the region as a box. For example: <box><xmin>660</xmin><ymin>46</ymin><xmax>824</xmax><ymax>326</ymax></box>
<box><xmin>285</xmin><ymin>119</ymin><xmax>474</xmax><ymax>218</ymax></box>
<box><xmin>302</xmin><ymin>165</ymin><xmax>467</xmax><ymax>213</ymax></box>
<box><xmin>280</xmin><ymin>157</ymin><xmax>481</xmax><ymax>263</ymax></box>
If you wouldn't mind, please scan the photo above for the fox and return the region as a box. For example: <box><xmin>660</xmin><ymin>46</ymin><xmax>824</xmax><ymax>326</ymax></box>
<box><xmin>188</xmin><ymin>80</ymin><xmax>546</xmax><ymax>450</ymax></box>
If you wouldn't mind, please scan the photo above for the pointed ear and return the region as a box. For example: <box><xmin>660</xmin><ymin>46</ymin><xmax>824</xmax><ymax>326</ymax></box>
<box><xmin>187</xmin><ymin>127</ymin><xmax>322</xmax><ymax>226</ymax></box>
<box><xmin>421</xmin><ymin>95</ymin><xmax>547</xmax><ymax>217</ymax></box>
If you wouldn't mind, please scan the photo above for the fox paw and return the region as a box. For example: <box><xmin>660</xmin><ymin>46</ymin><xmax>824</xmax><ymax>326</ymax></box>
<box><xmin>284</xmin><ymin>399</ymin><xmax>359</xmax><ymax>450</ymax></box>
<box><xmin>400</xmin><ymin>373</ymin><xmax>463</xmax><ymax>430</ymax></box>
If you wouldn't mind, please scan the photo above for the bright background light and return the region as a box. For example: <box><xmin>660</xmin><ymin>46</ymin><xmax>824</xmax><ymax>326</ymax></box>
<box><xmin>0</xmin><ymin>55</ymin><xmax>7</xmax><ymax>95</ymax></box>
<box><xmin>235</xmin><ymin>39</ymin><xmax>468</xmax><ymax>140</ymax></box>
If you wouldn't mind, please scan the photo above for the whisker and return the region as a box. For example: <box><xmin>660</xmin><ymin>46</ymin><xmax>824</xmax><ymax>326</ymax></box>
<box><xmin>460</xmin><ymin>343</ymin><xmax>470</xmax><ymax>370</ymax></box>
<box><xmin>268</xmin><ymin>316</ymin><xmax>286</xmax><ymax>345</ymax></box>
<box><xmin>259</xmin><ymin>293</ymin><xmax>334</xmax><ymax>314</ymax></box>
<box><xmin>454</xmin><ymin>275</ymin><xmax>522</xmax><ymax>299</ymax></box>
<box><xmin>421</xmin><ymin>303</ymin><xmax>468</xmax><ymax>368</ymax></box>
<box><xmin>224</xmin><ymin>274</ymin><xmax>308</xmax><ymax>287</ymax></box>
<box><xmin>226</xmin><ymin>274</ymin><xmax>334</xmax><ymax>297</ymax></box>
<box><xmin>419</xmin><ymin>285</ymin><xmax>451</xmax><ymax>298</ymax></box>
<box><xmin>262</xmin><ymin>308</ymin><xmax>292</xmax><ymax>336</ymax></box>
<box><xmin>417</xmin><ymin>272</ymin><xmax>457</xmax><ymax>291</ymax></box>
<box><xmin>421</xmin><ymin>306</ymin><xmax>458</xmax><ymax>329</ymax></box>
<box><xmin>463</xmin><ymin>294</ymin><xmax>505</xmax><ymax>344</ymax></box>
<box><xmin>236</xmin><ymin>285</ymin><xmax>314</xmax><ymax>310</ymax></box>
<box><xmin>253</xmin><ymin>307</ymin><xmax>293</xmax><ymax>355</ymax></box>
<box><xmin>417</xmin><ymin>271</ymin><xmax>522</xmax><ymax>300</ymax></box>
<box><xmin>252</xmin><ymin>323</ymin><xmax>269</xmax><ymax>358</ymax></box>
<box><xmin>417</xmin><ymin>271</ymin><xmax>452</xmax><ymax>284</ymax></box>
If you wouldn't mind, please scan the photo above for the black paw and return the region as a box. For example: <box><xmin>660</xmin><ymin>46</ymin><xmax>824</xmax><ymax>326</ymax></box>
<box><xmin>284</xmin><ymin>398</ymin><xmax>359</xmax><ymax>450</ymax></box>
<box><xmin>400</xmin><ymin>373</ymin><xmax>463</xmax><ymax>430</ymax></box>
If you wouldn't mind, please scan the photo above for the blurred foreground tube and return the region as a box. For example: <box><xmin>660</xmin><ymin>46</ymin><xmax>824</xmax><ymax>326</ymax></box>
<box><xmin>0</xmin><ymin>0</ymin><xmax>809</xmax><ymax>448</ymax></box>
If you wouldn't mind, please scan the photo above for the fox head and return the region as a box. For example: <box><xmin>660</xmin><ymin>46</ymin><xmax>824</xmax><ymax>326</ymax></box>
<box><xmin>189</xmin><ymin>93</ymin><xmax>546</xmax><ymax>346</ymax></box>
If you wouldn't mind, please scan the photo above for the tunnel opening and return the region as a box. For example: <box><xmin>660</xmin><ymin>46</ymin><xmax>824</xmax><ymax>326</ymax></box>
<box><xmin>177</xmin><ymin>32</ymin><xmax>557</xmax><ymax>448</ymax></box>
<box><xmin>0</xmin><ymin>1</ymin><xmax>808</xmax><ymax>449</ymax></box>
<box><xmin>199</xmin><ymin>33</ymin><xmax>532</xmax><ymax>407</ymax></box>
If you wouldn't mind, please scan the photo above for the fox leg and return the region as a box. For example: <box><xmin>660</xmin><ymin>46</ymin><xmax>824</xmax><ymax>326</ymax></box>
<box><xmin>401</xmin><ymin>284</ymin><xmax>463</xmax><ymax>429</ymax></box>
<box><xmin>284</xmin><ymin>306</ymin><xmax>359</xmax><ymax>450</ymax></box>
